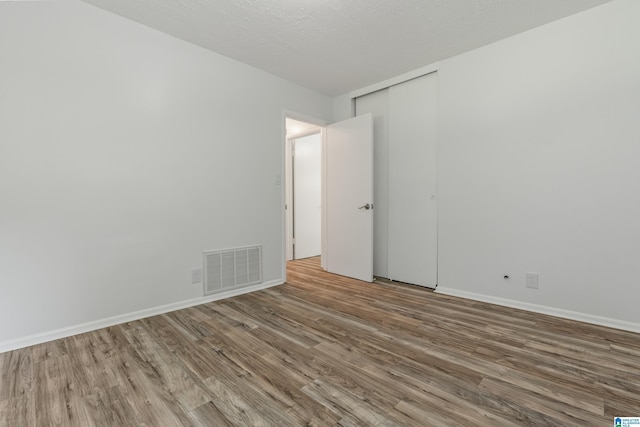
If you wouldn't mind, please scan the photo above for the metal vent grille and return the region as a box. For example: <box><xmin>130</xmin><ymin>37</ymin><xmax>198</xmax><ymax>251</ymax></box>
<box><xmin>203</xmin><ymin>246</ymin><xmax>262</xmax><ymax>295</ymax></box>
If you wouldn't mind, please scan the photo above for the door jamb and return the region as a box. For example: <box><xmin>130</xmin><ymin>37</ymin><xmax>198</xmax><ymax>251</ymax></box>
<box><xmin>281</xmin><ymin>110</ymin><xmax>326</xmax><ymax>284</ymax></box>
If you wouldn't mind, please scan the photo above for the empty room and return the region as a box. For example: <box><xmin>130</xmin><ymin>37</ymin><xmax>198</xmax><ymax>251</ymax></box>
<box><xmin>1</xmin><ymin>0</ymin><xmax>639</xmax><ymax>425</ymax></box>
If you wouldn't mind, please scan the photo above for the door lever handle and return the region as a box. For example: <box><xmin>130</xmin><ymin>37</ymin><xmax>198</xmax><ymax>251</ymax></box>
<box><xmin>358</xmin><ymin>203</ymin><xmax>371</xmax><ymax>210</ymax></box>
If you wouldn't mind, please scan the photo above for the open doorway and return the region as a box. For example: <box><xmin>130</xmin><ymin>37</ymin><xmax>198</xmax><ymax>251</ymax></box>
<box><xmin>285</xmin><ymin>118</ymin><xmax>323</xmax><ymax>261</ymax></box>
<box><xmin>283</xmin><ymin>113</ymin><xmax>374</xmax><ymax>283</ymax></box>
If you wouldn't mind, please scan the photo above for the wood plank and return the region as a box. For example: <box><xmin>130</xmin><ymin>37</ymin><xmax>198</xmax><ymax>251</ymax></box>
<box><xmin>0</xmin><ymin>348</ymin><xmax>32</xmax><ymax>401</ymax></box>
<box><xmin>83</xmin><ymin>386</ymin><xmax>138</xmax><ymax>427</ymax></box>
<box><xmin>188</xmin><ymin>401</ymin><xmax>233</xmax><ymax>427</ymax></box>
<box><xmin>118</xmin><ymin>321</ymin><xmax>213</xmax><ymax>413</ymax></box>
<box><xmin>33</xmin><ymin>356</ymin><xmax>94</xmax><ymax>427</ymax></box>
<box><xmin>300</xmin><ymin>378</ymin><xmax>400</xmax><ymax>426</ymax></box>
<box><xmin>0</xmin><ymin>395</ymin><xmax>35</xmax><ymax>427</ymax></box>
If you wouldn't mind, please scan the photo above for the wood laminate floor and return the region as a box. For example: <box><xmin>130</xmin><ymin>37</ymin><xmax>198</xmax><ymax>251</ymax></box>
<box><xmin>1</xmin><ymin>257</ymin><xmax>639</xmax><ymax>426</ymax></box>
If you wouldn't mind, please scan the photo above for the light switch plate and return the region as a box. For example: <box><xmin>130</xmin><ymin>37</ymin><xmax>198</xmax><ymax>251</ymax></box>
<box><xmin>191</xmin><ymin>268</ymin><xmax>202</xmax><ymax>284</ymax></box>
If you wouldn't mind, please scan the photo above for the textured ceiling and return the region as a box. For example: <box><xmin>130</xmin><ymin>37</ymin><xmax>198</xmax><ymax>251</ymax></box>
<box><xmin>80</xmin><ymin>0</ymin><xmax>614</xmax><ymax>96</ymax></box>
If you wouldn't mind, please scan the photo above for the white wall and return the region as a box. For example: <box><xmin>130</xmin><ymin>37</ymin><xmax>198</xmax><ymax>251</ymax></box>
<box><xmin>0</xmin><ymin>1</ymin><xmax>332</xmax><ymax>348</ymax></box>
<box><xmin>333</xmin><ymin>94</ymin><xmax>353</xmax><ymax>122</ymax></box>
<box><xmin>334</xmin><ymin>0</ymin><xmax>640</xmax><ymax>330</ymax></box>
<box><xmin>438</xmin><ymin>0</ymin><xmax>640</xmax><ymax>328</ymax></box>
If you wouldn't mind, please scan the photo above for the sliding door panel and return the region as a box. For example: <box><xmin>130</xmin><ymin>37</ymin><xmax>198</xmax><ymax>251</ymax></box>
<box><xmin>388</xmin><ymin>73</ymin><xmax>438</xmax><ymax>287</ymax></box>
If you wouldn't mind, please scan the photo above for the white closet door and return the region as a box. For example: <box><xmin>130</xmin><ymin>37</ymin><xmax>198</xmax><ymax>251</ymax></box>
<box><xmin>388</xmin><ymin>73</ymin><xmax>438</xmax><ymax>287</ymax></box>
<box><xmin>354</xmin><ymin>89</ymin><xmax>389</xmax><ymax>279</ymax></box>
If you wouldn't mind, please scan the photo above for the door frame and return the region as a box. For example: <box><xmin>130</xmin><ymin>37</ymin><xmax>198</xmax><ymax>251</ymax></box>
<box><xmin>281</xmin><ymin>111</ymin><xmax>326</xmax><ymax>283</ymax></box>
<box><xmin>286</xmin><ymin>129</ymin><xmax>322</xmax><ymax>261</ymax></box>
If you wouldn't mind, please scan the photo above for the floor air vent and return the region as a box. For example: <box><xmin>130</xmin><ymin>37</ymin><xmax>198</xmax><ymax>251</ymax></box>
<box><xmin>203</xmin><ymin>245</ymin><xmax>262</xmax><ymax>295</ymax></box>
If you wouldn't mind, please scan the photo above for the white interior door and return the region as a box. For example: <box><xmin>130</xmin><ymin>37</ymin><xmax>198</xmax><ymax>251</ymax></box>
<box><xmin>325</xmin><ymin>114</ymin><xmax>374</xmax><ymax>282</ymax></box>
<box><xmin>388</xmin><ymin>73</ymin><xmax>438</xmax><ymax>287</ymax></box>
<box><xmin>293</xmin><ymin>133</ymin><xmax>321</xmax><ymax>259</ymax></box>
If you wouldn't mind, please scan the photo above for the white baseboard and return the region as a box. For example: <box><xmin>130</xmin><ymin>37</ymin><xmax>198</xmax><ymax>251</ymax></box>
<box><xmin>435</xmin><ymin>286</ymin><xmax>640</xmax><ymax>334</ymax></box>
<box><xmin>0</xmin><ymin>279</ymin><xmax>283</xmax><ymax>354</ymax></box>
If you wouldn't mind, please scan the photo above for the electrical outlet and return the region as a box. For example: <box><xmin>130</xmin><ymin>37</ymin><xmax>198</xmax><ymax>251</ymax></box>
<box><xmin>526</xmin><ymin>272</ymin><xmax>539</xmax><ymax>289</ymax></box>
<box><xmin>191</xmin><ymin>268</ymin><xmax>202</xmax><ymax>284</ymax></box>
